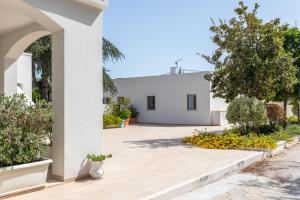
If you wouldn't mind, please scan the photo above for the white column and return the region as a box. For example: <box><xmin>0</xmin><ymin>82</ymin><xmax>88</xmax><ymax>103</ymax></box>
<box><xmin>51</xmin><ymin>14</ymin><xmax>103</xmax><ymax>180</ymax></box>
<box><xmin>4</xmin><ymin>58</ymin><xmax>18</xmax><ymax>96</ymax></box>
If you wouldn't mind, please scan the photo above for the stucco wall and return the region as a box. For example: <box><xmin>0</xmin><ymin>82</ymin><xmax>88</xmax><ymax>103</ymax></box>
<box><xmin>113</xmin><ymin>72</ymin><xmax>212</xmax><ymax>125</ymax></box>
<box><xmin>17</xmin><ymin>53</ymin><xmax>32</xmax><ymax>99</ymax></box>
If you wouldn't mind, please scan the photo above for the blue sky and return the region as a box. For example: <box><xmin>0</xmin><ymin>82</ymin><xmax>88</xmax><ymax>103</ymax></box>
<box><xmin>104</xmin><ymin>0</ymin><xmax>300</xmax><ymax>78</ymax></box>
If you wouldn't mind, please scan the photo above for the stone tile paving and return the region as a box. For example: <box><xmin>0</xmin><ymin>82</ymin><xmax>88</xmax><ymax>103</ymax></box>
<box><xmin>6</xmin><ymin>125</ymin><xmax>257</xmax><ymax>200</ymax></box>
<box><xmin>173</xmin><ymin>144</ymin><xmax>300</xmax><ymax>200</ymax></box>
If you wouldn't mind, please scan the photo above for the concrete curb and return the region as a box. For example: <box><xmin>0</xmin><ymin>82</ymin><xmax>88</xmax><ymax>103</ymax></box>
<box><xmin>139</xmin><ymin>151</ymin><xmax>267</xmax><ymax>200</ymax></box>
<box><xmin>269</xmin><ymin>136</ymin><xmax>299</xmax><ymax>157</ymax></box>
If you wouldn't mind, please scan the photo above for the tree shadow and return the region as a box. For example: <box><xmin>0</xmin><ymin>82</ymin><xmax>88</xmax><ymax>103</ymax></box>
<box><xmin>239</xmin><ymin>175</ymin><xmax>300</xmax><ymax>199</ymax></box>
<box><xmin>123</xmin><ymin>138</ymin><xmax>194</xmax><ymax>149</ymax></box>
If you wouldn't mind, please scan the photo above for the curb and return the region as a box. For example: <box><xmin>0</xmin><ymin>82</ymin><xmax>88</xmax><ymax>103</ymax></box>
<box><xmin>269</xmin><ymin>136</ymin><xmax>299</xmax><ymax>157</ymax></box>
<box><xmin>139</xmin><ymin>151</ymin><xmax>267</xmax><ymax>200</ymax></box>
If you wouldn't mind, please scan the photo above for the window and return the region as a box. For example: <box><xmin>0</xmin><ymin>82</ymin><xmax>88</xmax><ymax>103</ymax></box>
<box><xmin>147</xmin><ymin>96</ymin><xmax>155</xmax><ymax>110</ymax></box>
<box><xmin>117</xmin><ymin>96</ymin><xmax>125</xmax><ymax>104</ymax></box>
<box><xmin>103</xmin><ymin>97</ymin><xmax>110</xmax><ymax>104</ymax></box>
<box><xmin>187</xmin><ymin>94</ymin><xmax>197</xmax><ymax>110</ymax></box>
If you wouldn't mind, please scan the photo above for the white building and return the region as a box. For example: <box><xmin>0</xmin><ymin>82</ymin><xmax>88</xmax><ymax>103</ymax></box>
<box><xmin>0</xmin><ymin>0</ymin><xmax>107</xmax><ymax>181</ymax></box>
<box><xmin>109</xmin><ymin>69</ymin><xmax>228</xmax><ymax>126</ymax></box>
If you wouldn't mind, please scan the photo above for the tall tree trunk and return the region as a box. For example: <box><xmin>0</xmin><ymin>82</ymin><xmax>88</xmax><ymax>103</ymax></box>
<box><xmin>41</xmin><ymin>71</ymin><xmax>49</xmax><ymax>101</ymax></box>
<box><xmin>283</xmin><ymin>99</ymin><xmax>288</xmax><ymax>128</ymax></box>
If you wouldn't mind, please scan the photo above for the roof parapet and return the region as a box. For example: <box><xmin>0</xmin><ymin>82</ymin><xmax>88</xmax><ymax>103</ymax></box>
<box><xmin>75</xmin><ymin>0</ymin><xmax>108</xmax><ymax>10</ymax></box>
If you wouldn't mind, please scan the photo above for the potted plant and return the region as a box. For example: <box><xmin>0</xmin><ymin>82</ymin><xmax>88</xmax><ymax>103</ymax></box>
<box><xmin>87</xmin><ymin>154</ymin><xmax>112</xmax><ymax>179</ymax></box>
<box><xmin>118</xmin><ymin>108</ymin><xmax>132</xmax><ymax>127</ymax></box>
<box><xmin>129</xmin><ymin>106</ymin><xmax>139</xmax><ymax>124</ymax></box>
<box><xmin>0</xmin><ymin>94</ymin><xmax>53</xmax><ymax>197</ymax></box>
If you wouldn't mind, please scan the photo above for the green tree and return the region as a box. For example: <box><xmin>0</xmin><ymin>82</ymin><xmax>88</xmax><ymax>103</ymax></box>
<box><xmin>203</xmin><ymin>2</ymin><xmax>297</xmax><ymax>105</ymax></box>
<box><xmin>102</xmin><ymin>38</ymin><xmax>125</xmax><ymax>96</ymax></box>
<box><xmin>26</xmin><ymin>37</ymin><xmax>124</xmax><ymax>101</ymax></box>
<box><xmin>26</xmin><ymin>36</ymin><xmax>51</xmax><ymax>101</ymax></box>
<box><xmin>283</xmin><ymin>27</ymin><xmax>300</xmax><ymax>122</ymax></box>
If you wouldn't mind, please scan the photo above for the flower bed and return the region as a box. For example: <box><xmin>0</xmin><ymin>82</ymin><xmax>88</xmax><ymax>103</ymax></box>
<box><xmin>183</xmin><ymin>126</ymin><xmax>299</xmax><ymax>150</ymax></box>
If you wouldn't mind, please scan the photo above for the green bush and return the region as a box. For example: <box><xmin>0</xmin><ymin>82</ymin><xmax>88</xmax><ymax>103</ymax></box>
<box><xmin>286</xmin><ymin>124</ymin><xmax>300</xmax><ymax>135</ymax></box>
<box><xmin>118</xmin><ymin>108</ymin><xmax>132</xmax><ymax>119</ymax></box>
<box><xmin>268</xmin><ymin>131</ymin><xmax>293</xmax><ymax>143</ymax></box>
<box><xmin>0</xmin><ymin>94</ymin><xmax>53</xmax><ymax>167</ymax></box>
<box><xmin>259</xmin><ymin>124</ymin><xmax>282</xmax><ymax>135</ymax></box>
<box><xmin>226</xmin><ymin>96</ymin><xmax>266</xmax><ymax>134</ymax></box>
<box><xmin>287</xmin><ymin>116</ymin><xmax>298</xmax><ymax>124</ymax></box>
<box><xmin>103</xmin><ymin>114</ymin><xmax>122</xmax><ymax>129</ymax></box>
<box><xmin>129</xmin><ymin>106</ymin><xmax>139</xmax><ymax>118</ymax></box>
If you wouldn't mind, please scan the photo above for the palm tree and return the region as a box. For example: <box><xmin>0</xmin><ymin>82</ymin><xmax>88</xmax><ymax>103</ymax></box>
<box><xmin>26</xmin><ymin>36</ymin><xmax>124</xmax><ymax>101</ymax></box>
<box><xmin>102</xmin><ymin>38</ymin><xmax>125</xmax><ymax>96</ymax></box>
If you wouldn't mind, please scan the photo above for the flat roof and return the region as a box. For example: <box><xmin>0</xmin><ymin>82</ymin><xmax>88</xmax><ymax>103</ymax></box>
<box><xmin>114</xmin><ymin>71</ymin><xmax>211</xmax><ymax>81</ymax></box>
<box><xmin>75</xmin><ymin>0</ymin><xmax>108</xmax><ymax>10</ymax></box>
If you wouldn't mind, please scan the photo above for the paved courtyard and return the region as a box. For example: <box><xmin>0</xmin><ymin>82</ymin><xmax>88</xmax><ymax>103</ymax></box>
<box><xmin>7</xmin><ymin>125</ymin><xmax>258</xmax><ymax>200</ymax></box>
<box><xmin>173</xmin><ymin>143</ymin><xmax>300</xmax><ymax>200</ymax></box>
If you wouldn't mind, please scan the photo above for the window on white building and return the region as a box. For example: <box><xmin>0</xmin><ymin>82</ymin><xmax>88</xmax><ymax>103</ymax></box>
<box><xmin>147</xmin><ymin>96</ymin><xmax>155</xmax><ymax>110</ymax></box>
<box><xmin>187</xmin><ymin>94</ymin><xmax>197</xmax><ymax>110</ymax></box>
<box><xmin>103</xmin><ymin>97</ymin><xmax>110</xmax><ymax>104</ymax></box>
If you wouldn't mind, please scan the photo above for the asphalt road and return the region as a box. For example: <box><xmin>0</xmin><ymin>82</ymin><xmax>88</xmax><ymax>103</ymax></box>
<box><xmin>172</xmin><ymin>144</ymin><xmax>300</xmax><ymax>200</ymax></box>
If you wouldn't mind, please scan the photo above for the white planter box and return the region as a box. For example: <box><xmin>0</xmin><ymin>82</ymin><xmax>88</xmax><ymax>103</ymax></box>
<box><xmin>0</xmin><ymin>159</ymin><xmax>52</xmax><ymax>198</ymax></box>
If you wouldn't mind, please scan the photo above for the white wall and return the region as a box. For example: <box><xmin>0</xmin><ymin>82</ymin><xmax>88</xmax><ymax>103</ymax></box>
<box><xmin>113</xmin><ymin>72</ymin><xmax>212</xmax><ymax>125</ymax></box>
<box><xmin>210</xmin><ymin>96</ymin><xmax>228</xmax><ymax>112</ymax></box>
<box><xmin>17</xmin><ymin>53</ymin><xmax>32</xmax><ymax>99</ymax></box>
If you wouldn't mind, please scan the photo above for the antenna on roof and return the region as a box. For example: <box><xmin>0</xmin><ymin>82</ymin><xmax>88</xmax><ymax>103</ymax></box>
<box><xmin>175</xmin><ymin>59</ymin><xmax>183</xmax><ymax>68</ymax></box>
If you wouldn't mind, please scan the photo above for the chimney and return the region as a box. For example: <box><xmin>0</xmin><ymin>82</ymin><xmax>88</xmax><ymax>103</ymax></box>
<box><xmin>170</xmin><ymin>67</ymin><xmax>177</xmax><ymax>75</ymax></box>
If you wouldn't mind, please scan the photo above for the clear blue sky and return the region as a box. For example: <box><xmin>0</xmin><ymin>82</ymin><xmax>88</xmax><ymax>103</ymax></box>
<box><xmin>104</xmin><ymin>0</ymin><xmax>300</xmax><ymax>78</ymax></box>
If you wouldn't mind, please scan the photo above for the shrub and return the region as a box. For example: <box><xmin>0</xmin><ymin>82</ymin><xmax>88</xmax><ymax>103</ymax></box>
<box><xmin>103</xmin><ymin>114</ymin><xmax>122</xmax><ymax>129</ymax></box>
<box><xmin>183</xmin><ymin>132</ymin><xmax>277</xmax><ymax>150</ymax></box>
<box><xmin>0</xmin><ymin>94</ymin><xmax>53</xmax><ymax>167</ymax></box>
<box><xmin>129</xmin><ymin>106</ymin><xmax>139</xmax><ymax>118</ymax></box>
<box><xmin>266</xmin><ymin>103</ymin><xmax>285</xmax><ymax>125</ymax></box>
<box><xmin>118</xmin><ymin>108</ymin><xmax>132</xmax><ymax>119</ymax></box>
<box><xmin>291</xmin><ymin>103</ymin><xmax>300</xmax><ymax>118</ymax></box>
<box><xmin>268</xmin><ymin>130</ymin><xmax>293</xmax><ymax>143</ymax></box>
<box><xmin>286</xmin><ymin>124</ymin><xmax>300</xmax><ymax>135</ymax></box>
<box><xmin>287</xmin><ymin>116</ymin><xmax>298</xmax><ymax>124</ymax></box>
<box><xmin>259</xmin><ymin>124</ymin><xmax>282</xmax><ymax>135</ymax></box>
<box><xmin>183</xmin><ymin>130</ymin><xmax>277</xmax><ymax>149</ymax></box>
<box><xmin>226</xmin><ymin>96</ymin><xmax>266</xmax><ymax>134</ymax></box>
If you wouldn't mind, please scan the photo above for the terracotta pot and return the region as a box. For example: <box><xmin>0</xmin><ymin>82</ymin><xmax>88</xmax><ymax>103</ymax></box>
<box><xmin>124</xmin><ymin>119</ymin><xmax>130</xmax><ymax>127</ymax></box>
<box><xmin>129</xmin><ymin>118</ymin><xmax>136</xmax><ymax>124</ymax></box>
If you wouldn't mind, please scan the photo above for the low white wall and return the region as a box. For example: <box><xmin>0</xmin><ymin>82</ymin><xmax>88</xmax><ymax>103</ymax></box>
<box><xmin>113</xmin><ymin>72</ymin><xmax>212</xmax><ymax>125</ymax></box>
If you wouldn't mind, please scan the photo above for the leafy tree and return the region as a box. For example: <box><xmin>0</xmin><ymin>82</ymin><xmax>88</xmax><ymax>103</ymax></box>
<box><xmin>203</xmin><ymin>2</ymin><xmax>297</xmax><ymax>105</ymax></box>
<box><xmin>26</xmin><ymin>36</ymin><xmax>51</xmax><ymax>101</ymax></box>
<box><xmin>26</xmin><ymin>37</ymin><xmax>124</xmax><ymax>101</ymax></box>
<box><xmin>283</xmin><ymin>27</ymin><xmax>300</xmax><ymax>122</ymax></box>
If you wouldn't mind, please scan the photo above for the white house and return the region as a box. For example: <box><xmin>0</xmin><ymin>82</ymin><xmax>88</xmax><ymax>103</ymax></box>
<box><xmin>108</xmin><ymin>69</ymin><xmax>228</xmax><ymax>126</ymax></box>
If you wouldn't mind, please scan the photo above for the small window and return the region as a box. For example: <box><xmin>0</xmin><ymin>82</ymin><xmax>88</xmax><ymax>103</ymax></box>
<box><xmin>187</xmin><ymin>94</ymin><xmax>197</xmax><ymax>110</ymax></box>
<box><xmin>103</xmin><ymin>98</ymin><xmax>110</xmax><ymax>104</ymax></box>
<box><xmin>147</xmin><ymin>96</ymin><xmax>155</xmax><ymax>110</ymax></box>
<box><xmin>117</xmin><ymin>96</ymin><xmax>125</xmax><ymax>104</ymax></box>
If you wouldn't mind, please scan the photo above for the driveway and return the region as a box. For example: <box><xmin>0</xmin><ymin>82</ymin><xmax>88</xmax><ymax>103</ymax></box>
<box><xmin>8</xmin><ymin>124</ymin><xmax>259</xmax><ymax>200</ymax></box>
